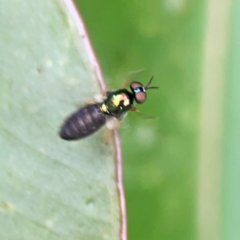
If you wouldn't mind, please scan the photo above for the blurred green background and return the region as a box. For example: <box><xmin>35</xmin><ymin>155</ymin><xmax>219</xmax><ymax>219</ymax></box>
<box><xmin>76</xmin><ymin>0</ymin><xmax>240</xmax><ymax>240</ymax></box>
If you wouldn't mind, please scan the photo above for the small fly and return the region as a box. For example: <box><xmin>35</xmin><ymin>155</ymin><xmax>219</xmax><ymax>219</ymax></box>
<box><xmin>59</xmin><ymin>76</ymin><xmax>158</xmax><ymax>140</ymax></box>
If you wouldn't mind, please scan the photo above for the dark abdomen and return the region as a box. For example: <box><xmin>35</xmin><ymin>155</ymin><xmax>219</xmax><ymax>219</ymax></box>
<box><xmin>59</xmin><ymin>103</ymin><xmax>107</xmax><ymax>140</ymax></box>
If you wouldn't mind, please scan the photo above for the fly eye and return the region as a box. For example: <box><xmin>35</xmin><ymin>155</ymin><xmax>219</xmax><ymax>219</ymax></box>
<box><xmin>130</xmin><ymin>81</ymin><xmax>143</xmax><ymax>90</ymax></box>
<box><xmin>135</xmin><ymin>92</ymin><xmax>146</xmax><ymax>103</ymax></box>
<box><xmin>130</xmin><ymin>81</ymin><xmax>146</xmax><ymax>104</ymax></box>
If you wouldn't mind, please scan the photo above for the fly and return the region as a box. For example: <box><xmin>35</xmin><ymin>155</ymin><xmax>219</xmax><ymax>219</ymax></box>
<box><xmin>59</xmin><ymin>76</ymin><xmax>158</xmax><ymax>140</ymax></box>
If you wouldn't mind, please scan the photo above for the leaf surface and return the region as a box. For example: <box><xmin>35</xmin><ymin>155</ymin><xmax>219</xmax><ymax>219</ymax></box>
<box><xmin>0</xmin><ymin>1</ymin><xmax>121</xmax><ymax>239</ymax></box>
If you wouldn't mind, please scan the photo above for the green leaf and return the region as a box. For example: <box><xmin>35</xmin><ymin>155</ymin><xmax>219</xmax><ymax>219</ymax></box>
<box><xmin>0</xmin><ymin>1</ymin><xmax>122</xmax><ymax>239</ymax></box>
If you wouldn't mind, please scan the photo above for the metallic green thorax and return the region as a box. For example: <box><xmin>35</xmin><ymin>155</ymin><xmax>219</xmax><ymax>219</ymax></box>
<box><xmin>100</xmin><ymin>89</ymin><xmax>134</xmax><ymax>117</ymax></box>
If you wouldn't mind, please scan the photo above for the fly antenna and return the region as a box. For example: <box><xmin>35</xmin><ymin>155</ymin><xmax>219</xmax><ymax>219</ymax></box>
<box><xmin>145</xmin><ymin>76</ymin><xmax>159</xmax><ymax>90</ymax></box>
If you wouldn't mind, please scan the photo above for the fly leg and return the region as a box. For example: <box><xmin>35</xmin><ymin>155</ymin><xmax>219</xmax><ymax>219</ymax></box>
<box><xmin>130</xmin><ymin>107</ymin><xmax>157</xmax><ymax>119</ymax></box>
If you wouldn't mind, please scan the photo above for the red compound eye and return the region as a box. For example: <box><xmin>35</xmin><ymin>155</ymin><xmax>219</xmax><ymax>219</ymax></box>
<box><xmin>130</xmin><ymin>81</ymin><xmax>142</xmax><ymax>89</ymax></box>
<box><xmin>135</xmin><ymin>91</ymin><xmax>146</xmax><ymax>103</ymax></box>
<box><xmin>130</xmin><ymin>81</ymin><xmax>146</xmax><ymax>104</ymax></box>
